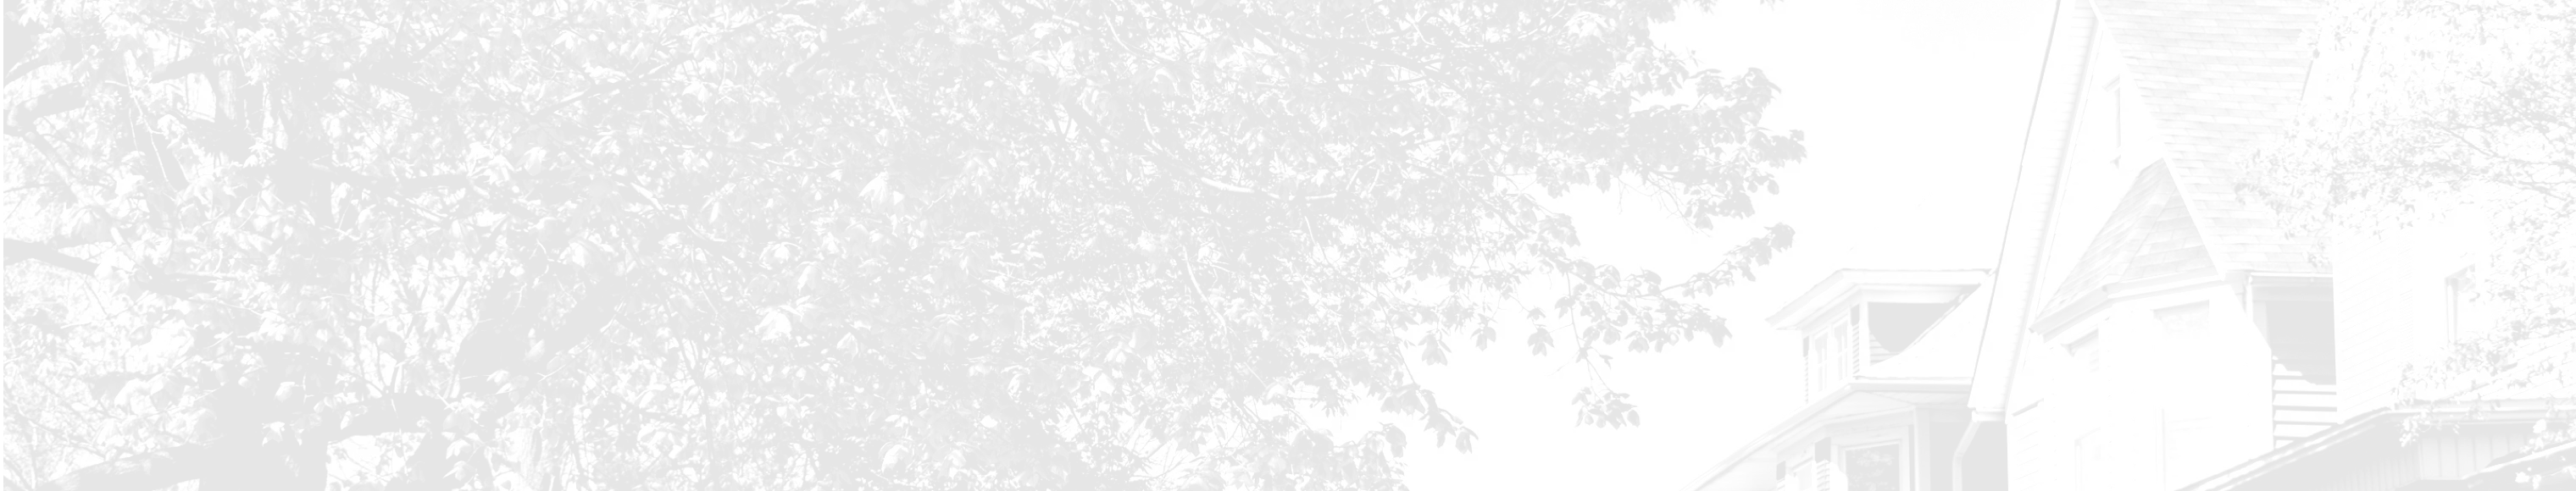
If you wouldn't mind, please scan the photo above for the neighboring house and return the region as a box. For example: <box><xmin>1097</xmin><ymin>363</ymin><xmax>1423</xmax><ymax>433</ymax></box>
<box><xmin>1683</xmin><ymin>0</ymin><xmax>2576</xmax><ymax>490</ymax></box>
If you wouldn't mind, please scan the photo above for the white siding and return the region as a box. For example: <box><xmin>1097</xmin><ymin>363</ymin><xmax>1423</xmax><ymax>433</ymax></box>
<box><xmin>2007</xmin><ymin>401</ymin><xmax>2062</xmax><ymax>491</ymax></box>
<box><xmin>2334</xmin><ymin>230</ymin><xmax>2416</xmax><ymax>416</ymax></box>
<box><xmin>2334</xmin><ymin>212</ymin><xmax>2492</xmax><ymax>416</ymax></box>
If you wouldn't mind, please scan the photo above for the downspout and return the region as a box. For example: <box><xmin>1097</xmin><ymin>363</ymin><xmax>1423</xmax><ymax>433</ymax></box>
<box><xmin>1947</xmin><ymin>411</ymin><xmax>2009</xmax><ymax>491</ymax></box>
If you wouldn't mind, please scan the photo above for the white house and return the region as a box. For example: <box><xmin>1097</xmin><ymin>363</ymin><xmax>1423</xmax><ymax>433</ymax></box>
<box><xmin>1684</xmin><ymin>0</ymin><xmax>2576</xmax><ymax>489</ymax></box>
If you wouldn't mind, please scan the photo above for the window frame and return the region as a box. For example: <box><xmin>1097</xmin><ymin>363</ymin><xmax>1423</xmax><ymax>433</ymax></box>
<box><xmin>2445</xmin><ymin>267</ymin><xmax>2490</xmax><ymax>340</ymax></box>
<box><xmin>2070</xmin><ymin>429</ymin><xmax>2112</xmax><ymax>491</ymax></box>
<box><xmin>1808</xmin><ymin>329</ymin><xmax>1839</xmax><ymax>398</ymax></box>
<box><xmin>1839</xmin><ymin>440</ymin><xmax>1907</xmax><ymax>491</ymax></box>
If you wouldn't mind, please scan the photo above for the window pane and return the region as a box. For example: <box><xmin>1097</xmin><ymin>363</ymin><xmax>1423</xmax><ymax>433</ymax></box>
<box><xmin>1846</xmin><ymin>444</ymin><xmax>1901</xmax><ymax>491</ymax></box>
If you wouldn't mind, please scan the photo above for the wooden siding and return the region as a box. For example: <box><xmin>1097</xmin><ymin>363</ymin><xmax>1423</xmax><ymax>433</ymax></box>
<box><xmin>2415</xmin><ymin>424</ymin><xmax>2533</xmax><ymax>480</ymax></box>
<box><xmin>2217</xmin><ymin>421</ymin><xmax>2535</xmax><ymax>491</ymax></box>
<box><xmin>2339</xmin><ymin>229</ymin><xmax>2411</xmax><ymax>418</ymax></box>
<box><xmin>1999</xmin><ymin>403</ymin><xmax>2061</xmax><ymax>491</ymax></box>
<box><xmin>2306</xmin><ymin>437</ymin><xmax>2418</xmax><ymax>491</ymax></box>
<box><xmin>2267</xmin><ymin>301</ymin><xmax>2349</xmax><ymax>442</ymax></box>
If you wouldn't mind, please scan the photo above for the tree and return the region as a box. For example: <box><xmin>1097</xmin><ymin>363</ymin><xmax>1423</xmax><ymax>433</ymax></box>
<box><xmin>2252</xmin><ymin>0</ymin><xmax>2576</xmax><ymax>477</ymax></box>
<box><xmin>3</xmin><ymin>0</ymin><xmax>1806</xmax><ymax>489</ymax></box>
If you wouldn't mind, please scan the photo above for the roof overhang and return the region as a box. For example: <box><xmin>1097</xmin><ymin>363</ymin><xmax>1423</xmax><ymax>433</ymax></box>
<box><xmin>1768</xmin><ymin>269</ymin><xmax>1988</xmax><ymax>331</ymax></box>
<box><xmin>1685</xmin><ymin>379</ymin><xmax>1969</xmax><ymax>491</ymax></box>
<box><xmin>2178</xmin><ymin>398</ymin><xmax>2576</xmax><ymax>491</ymax></box>
<box><xmin>2030</xmin><ymin>269</ymin><xmax>2229</xmax><ymax>339</ymax></box>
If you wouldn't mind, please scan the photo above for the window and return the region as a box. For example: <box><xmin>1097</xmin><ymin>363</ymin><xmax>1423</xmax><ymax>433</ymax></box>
<box><xmin>2446</xmin><ymin>268</ymin><xmax>2492</xmax><ymax>339</ymax></box>
<box><xmin>1844</xmin><ymin>444</ymin><xmax>1902</xmax><ymax>491</ymax></box>
<box><xmin>2071</xmin><ymin>432</ymin><xmax>2110</xmax><ymax>491</ymax></box>
<box><xmin>1866</xmin><ymin>302</ymin><xmax>1950</xmax><ymax>361</ymax></box>
<box><xmin>2260</xmin><ymin>300</ymin><xmax>2336</xmax><ymax>384</ymax></box>
<box><xmin>1813</xmin><ymin>326</ymin><xmax>1854</xmax><ymax>395</ymax></box>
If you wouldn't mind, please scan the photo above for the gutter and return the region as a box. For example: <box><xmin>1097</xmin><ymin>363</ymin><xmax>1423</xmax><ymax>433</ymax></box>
<box><xmin>1947</xmin><ymin>408</ymin><xmax>2009</xmax><ymax>491</ymax></box>
<box><xmin>2462</xmin><ymin>434</ymin><xmax>2576</xmax><ymax>488</ymax></box>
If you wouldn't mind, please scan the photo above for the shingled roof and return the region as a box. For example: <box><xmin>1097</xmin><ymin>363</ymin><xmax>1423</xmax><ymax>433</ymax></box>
<box><xmin>2044</xmin><ymin>163</ymin><xmax>2217</xmax><ymax>312</ymax></box>
<box><xmin>2098</xmin><ymin>0</ymin><xmax>2327</xmax><ymax>272</ymax></box>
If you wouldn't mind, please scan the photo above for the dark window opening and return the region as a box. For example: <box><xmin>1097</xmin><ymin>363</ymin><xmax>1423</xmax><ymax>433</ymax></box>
<box><xmin>1868</xmin><ymin>302</ymin><xmax>1951</xmax><ymax>358</ymax></box>
<box><xmin>2257</xmin><ymin>299</ymin><xmax>2339</xmax><ymax>444</ymax></box>
<box><xmin>2263</xmin><ymin>300</ymin><xmax>2335</xmax><ymax>384</ymax></box>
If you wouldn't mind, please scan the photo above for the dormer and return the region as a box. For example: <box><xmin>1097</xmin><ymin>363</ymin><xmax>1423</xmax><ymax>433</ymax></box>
<box><xmin>1769</xmin><ymin>269</ymin><xmax>1987</xmax><ymax>400</ymax></box>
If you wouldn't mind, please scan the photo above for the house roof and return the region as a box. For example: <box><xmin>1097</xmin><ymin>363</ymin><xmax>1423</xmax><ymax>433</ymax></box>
<box><xmin>1683</xmin><ymin>381</ymin><xmax>1970</xmax><ymax>491</ymax></box>
<box><xmin>2096</xmin><ymin>0</ymin><xmax>2329</xmax><ymax>275</ymax></box>
<box><xmin>1858</xmin><ymin>283</ymin><xmax>1993</xmax><ymax>382</ymax></box>
<box><xmin>1689</xmin><ymin>272</ymin><xmax>1990</xmax><ymax>491</ymax></box>
<box><xmin>1766</xmin><ymin>269</ymin><xmax>1988</xmax><ymax>331</ymax></box>
<box><xmin>2041</xmin><ymin>163</ymin><xmax>2216</xmax><ymax>313</ymax></box>
<box><xmin>2176</xmin><ymin>399</ymin><xmax>2576</xmax><ymax>491</ymax></box>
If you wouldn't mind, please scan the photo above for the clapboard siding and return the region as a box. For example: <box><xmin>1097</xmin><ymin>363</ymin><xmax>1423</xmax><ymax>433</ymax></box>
<box><xmin>2277</xmin><ymin>299</ymin><xmax>2339</xmax><ymax>444</ymax></box>
<box><xmin>2224</xmin><ymin>422</ymin><xmax>2534</xmax><ymax>490</ymax></box>
<box><xmin>1999</xmin><ymin>403</ymin><xmax>2061</xmax><ymax>491</ymax></box>
<box><xmin>2416</xmin><ymin>424</ymin><xmax>2534</xmax><ymax>480</ymax></box>
<box><xmin>2297</xmin><ymin>439</ymin><xmax>2411</xmax><ymax>491</ymax></box>
<box><xmin>2334</xmin><ymin>231</ymin><xmax>2417</xmax><ymax>417</ymax></box>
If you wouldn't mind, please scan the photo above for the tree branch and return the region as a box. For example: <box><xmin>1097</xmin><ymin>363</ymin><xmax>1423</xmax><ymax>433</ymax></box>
<box><xmin>321</xmin><ymin>394</ymin><xmax>450</xmax><ymax>441</ymax></box>
<box><xmin>2</xmin><ymin>85</ymin><xmax>85</xmax><ymax>135</ymax></box>
<box><xmin>0</xmin><ymin>236</ymin><xmax>202</xmax><ymax>296</ymax></box>
<box><xmin>36</xmin><ymin>444</ymin><xmax>212</xmax><ymax>491</ymax></box>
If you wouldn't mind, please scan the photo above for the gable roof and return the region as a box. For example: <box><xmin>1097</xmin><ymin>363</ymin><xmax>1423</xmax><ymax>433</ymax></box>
<box><xmin>2043</xmin><ymin>163</ymin><xmax>2214</xmax><ymax>312</ymax></box>
<box><xmin>2096</xmin><ymin>0</ymin><xmax>2329</xmax><ymax>275</ymax></box>
<box><xmin>1858</xmin><ymin>283</ymin><xmax>1992</xmax><ymax>382</ymax></box>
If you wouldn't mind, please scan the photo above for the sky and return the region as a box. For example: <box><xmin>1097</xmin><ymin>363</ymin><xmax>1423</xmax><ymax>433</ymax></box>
<box><xmin>1400</xmin><ymin>1</ymin><xmax>2053</xmax><ymax>489</ymax></box>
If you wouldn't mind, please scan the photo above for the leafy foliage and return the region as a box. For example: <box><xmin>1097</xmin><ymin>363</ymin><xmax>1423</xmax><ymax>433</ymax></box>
<box><xmin>2254</xmin><ymin>0</ymin><xmax>2575</xmax><ymax>445</ymax></box>
<box><xmin>3</xmin><ymin>0</ymin><xmax>1803</xmax><ymax>489</ymax></box>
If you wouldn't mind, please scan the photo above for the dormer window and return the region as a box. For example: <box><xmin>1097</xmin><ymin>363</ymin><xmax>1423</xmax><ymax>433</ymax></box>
<box><xmin>1867</xmin><ymin>302</ymin><xmax>1951</xmax><ymax>360</ymax></box>
<box><xmin>1773</xmin><ymin>270</ymin><xmax>1985</xmax><ymax>400</ymax></box>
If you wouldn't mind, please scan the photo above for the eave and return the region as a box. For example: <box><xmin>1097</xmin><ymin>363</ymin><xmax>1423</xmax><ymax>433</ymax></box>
<box><xmin>1683</xmin><ymin>379</ymin><xmax>1969</xmax><ymax>491</ymax></box>
<box><xmin>1767</xmin><ymin>269</ymin><xmax>1989</xmax><ymax>331</ymax></box>
<box><xmin>2178</xmin><ymin>399</ymin><xmax>2576</xmax><ymax>491</ymax></box>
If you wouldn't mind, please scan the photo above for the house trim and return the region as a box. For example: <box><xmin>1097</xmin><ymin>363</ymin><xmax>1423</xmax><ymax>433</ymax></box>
<box><xmin>1767</xmin><ymin>269</ymin><xmax>1988</xmax><ymax>331</ymax></box>
<box><xmin>2029</xmin><ymin>269</ymin><xmax>2229</xmax><ymax>339</ymax></box>
<box><xmin>1686</xmin><ymin>380</ymin><xmax>1970</xmax><ymax>491</ymax></box>
<box><xmin>2176</xmin><ymin>399</ymin><xmax>2576</xmax><ymax>491</ymax></box>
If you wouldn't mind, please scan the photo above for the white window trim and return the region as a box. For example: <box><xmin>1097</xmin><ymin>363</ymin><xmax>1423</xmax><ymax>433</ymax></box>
<box><xmin>2445</xmin><ymin>267</ymin><xmax>2490</xmax><ymax>341</ymax></box>
<box><xmin>2071</xmin><ymin>430</ymin><xmax>2105</xmax><ymax>491</ymax></box>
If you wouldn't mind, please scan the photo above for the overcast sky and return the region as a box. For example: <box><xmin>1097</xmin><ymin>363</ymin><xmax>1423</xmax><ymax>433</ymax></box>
<box><xmin>1400</xmin><ymin>1</ymin><xmax>2052</xmax><ymax>489</ymax></box>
